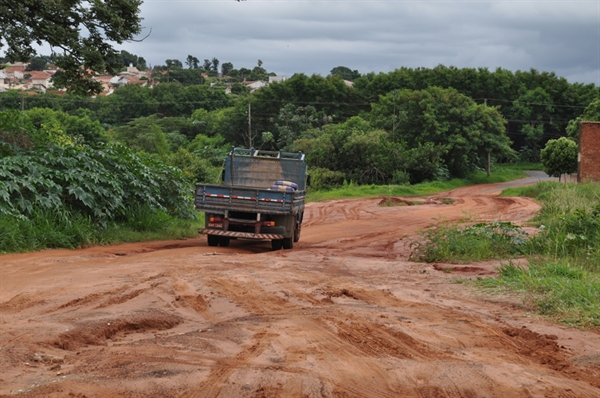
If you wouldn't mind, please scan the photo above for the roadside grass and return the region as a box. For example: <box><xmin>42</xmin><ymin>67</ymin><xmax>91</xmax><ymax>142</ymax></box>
<box><xmin>412</xmin><ymin>180</ymin><xmax>600</xmax><ymax>328</ymax></box>
<box><xmin>500</xmin><ymin>162</ymin><xmax>544</xmax><ymax>171</ymax></box>
<box><xmin>476</xmin><ymin>259</ymin><xmax>600</xmax><ymax>327</ymax></box>
<box><xmin>307</xmin><ymin>166</ymin><xmax>529</xmax><ymax>202</ymax></box>
<box><xmin>0</xmin><ymin>206</ymin><xmax>203</xmax><ymax>253</ymax></box>
<box><xmin>409</xmin><ymin>218</ymin><xmax>529</xmax><ymax>263</ymax></box>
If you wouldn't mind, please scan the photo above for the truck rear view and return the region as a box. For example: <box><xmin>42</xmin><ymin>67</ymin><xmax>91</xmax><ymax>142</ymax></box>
<box><xmin>195</xmin><ymin>148</ymin><xmax>308</xmax><ymax>250</ymax></box>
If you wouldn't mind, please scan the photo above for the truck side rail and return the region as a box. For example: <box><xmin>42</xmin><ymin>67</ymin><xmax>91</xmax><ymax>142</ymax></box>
<box><xmin>232</xmin><ymin>147</ymin><xmax>305</xmax><ymax>161</ymax></box>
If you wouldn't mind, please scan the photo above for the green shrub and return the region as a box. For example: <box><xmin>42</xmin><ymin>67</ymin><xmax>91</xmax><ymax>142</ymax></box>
<box><xmin>410</xmin><ymin>219</ymin><xmax>529</xmax><ymax>263</ymax></box>
<box><xmin>0</xmin><ymin>144</ymin><xmax>195</xmax><ymax>223</ymax></box>
<box><xmin>308</xmin><ymin>167</ymin><xmax>346</xmax><ymax>190</ymax></box>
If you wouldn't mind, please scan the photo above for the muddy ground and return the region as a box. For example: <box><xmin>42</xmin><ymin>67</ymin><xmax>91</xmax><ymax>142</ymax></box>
<box><xmin>1</xmin><ymin>173</ymin><xmax>599</xmax><ymax>397</ymax></box>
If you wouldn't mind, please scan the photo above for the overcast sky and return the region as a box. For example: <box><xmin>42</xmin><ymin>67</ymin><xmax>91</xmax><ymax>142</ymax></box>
<box><xmin>99</xmin><ymin>1</ymin><xmax>600</xmax><ymax>85</ymax></box>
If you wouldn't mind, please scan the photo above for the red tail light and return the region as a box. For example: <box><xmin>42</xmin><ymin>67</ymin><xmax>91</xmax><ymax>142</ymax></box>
<box><xmin>209</xmin><ymin>217</ymin><xmax>222</xmax><ymax>222</ymax></box>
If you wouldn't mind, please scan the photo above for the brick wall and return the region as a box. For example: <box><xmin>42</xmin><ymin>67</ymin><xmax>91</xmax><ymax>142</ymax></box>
<box><xmin>578</xmin><ymin>122</ymin><xmax>600</xmax><ymax>182</ymax></box>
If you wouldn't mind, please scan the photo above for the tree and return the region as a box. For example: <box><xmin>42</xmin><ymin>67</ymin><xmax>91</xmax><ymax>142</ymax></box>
<box><xmin>511</xmin><ymin>86</ymin><xmax>554</xmax><ymax>161</ymax></box>
<box><xmin>211</xmin><ymin>58</ymin><xmax>220</xmax><ymax>72</ymax></box>
<box><xmin>25</xmin><ymin>56</ymin><xmax>50</xmax><ymax>71</ymax></box>
<box><xmin>186</xmin><ymin>55</ymin><xmax>199</xmax><ymax>69</ymax></box>
<box><xmin>330</xmin><ymin>66</ymin><xmax>361</xmax><ymax>81</ymax></box>
<box><xmin>221</xmin><ymin>62</ymin><xmax>234</xmax><ymax>76</ymax></box>
<box><xmin>566</xmin><ymin>98</ymin><xmax>600</xmax><ymax>138</ymax></box>
<box><xmin>540</xmin><ymin>137</ymin><xmax>578</xmax><ymax>182</ymax></box>
<box><xmin>271</xmin><ymin>104</ymin><xmax>320</xmax><ymax>150</ymax></box>
<box><xmin>202</xmin><ymin>59</ymin><xmax>212</xmax><ymax>71</ymax></box>
<box><xmin>0</xmin><ymin>0</ymin><xmax>143</xmax><ymax>95</ymax></box>
<box><xmin>120</xmin><ymin>50</ymin><xmax>139</xmax><ymax>68</ymax></box>
<box><xmin>370</xmin><ymin>86</ymin><xmax>515</xmax><ymax>178</ymax></box>
<box><xmin>165</xmin><ymin>59</ymin><xmax>183</xmax><ymax>69</ymax></box>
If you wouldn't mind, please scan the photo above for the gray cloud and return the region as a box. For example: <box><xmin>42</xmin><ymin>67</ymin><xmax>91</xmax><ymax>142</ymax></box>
<box><xmin>120</xmin><ymin>1</ymin><xmax>599</xmax><ymax>85</ymax></box>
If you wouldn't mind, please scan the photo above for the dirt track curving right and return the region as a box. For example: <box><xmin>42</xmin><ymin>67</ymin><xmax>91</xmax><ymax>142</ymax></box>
<box><xmin>1</xmin><ymin>172</ymin><xmax>599</xmax><ymax>397</ymax></box>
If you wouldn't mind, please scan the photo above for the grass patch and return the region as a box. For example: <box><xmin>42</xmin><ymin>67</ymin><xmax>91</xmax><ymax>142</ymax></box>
<box><xmin>476</xmin><ymin>259</ymin><xmax>600</xmax><ymax>327</ymax></box>
<box><xmin>307</xmin><ymin>167</ymin><xmax>529</xmax><ymax>202</ymax></box>
<box><xmin>499</xmin><ymin>162</ymin><xmax>544</xmax><ymax>171</ymax></box>
<box><xmin>478</xmin><ymin>181</ymin><xmax>599</xmax><ymax>328</ymax></box>
<box><xmin>410</xmin><ymin>218</ymin><xmax>529</xmax><ymax>263</ymax></box>
<box><xmin>0</xmin><ymin>206</ymin><xmax>203</xmax><ymax>254</ymax></box>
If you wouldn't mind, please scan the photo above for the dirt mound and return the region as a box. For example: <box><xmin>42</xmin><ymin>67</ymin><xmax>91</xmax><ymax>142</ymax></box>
<box><xmin>503</xmin><ymin>326</ymin><xmax>600</xmax><ymax>388</ymax></box>
<box><xmin>51</xmin><ymin>310</ymin><xmax>183</xmax><ymax>351</ymax></box>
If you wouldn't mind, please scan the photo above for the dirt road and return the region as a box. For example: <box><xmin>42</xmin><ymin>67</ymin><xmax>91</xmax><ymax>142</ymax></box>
<box><xmin>1</xmin><ymin>175</ymin><xmax>599</xmax><ymax>397</ymax></box>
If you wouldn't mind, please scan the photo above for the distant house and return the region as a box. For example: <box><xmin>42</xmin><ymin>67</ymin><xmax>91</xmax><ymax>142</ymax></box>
<box><xmin>243</xmin><ymin>80</ymin><xmax>268</xmax><ymax>92</ymax></box>
<box><xmin>27</xmin><ymin>71</ymin><xmax>53</xmax><ymax>92</ymax></box>
<box><xmin>268</xmin><ymin>76</ymin><xmax>287</xmax><ymax>84</ymax></box>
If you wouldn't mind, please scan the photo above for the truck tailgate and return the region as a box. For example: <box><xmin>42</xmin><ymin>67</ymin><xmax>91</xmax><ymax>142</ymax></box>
<box><xmin>194</xmin><ymin>184</ymin><xmax>305</xmax><ymax>214</ymax></box>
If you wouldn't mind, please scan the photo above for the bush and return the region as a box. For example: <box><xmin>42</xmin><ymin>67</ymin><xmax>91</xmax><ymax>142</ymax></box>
<box><xmin>308</xmin><ymin>167</ymin><xmax>346</xmax><ymax>190</ymax></box>
<box><xmin>410</xmin><ymin>219</ymin><xmax>529</xmax><ymax>263</ymax></box>
<box><xmin>0</xmin><ymin>144</ymin><xmax>196</xmax><ymax>223</ymax></box>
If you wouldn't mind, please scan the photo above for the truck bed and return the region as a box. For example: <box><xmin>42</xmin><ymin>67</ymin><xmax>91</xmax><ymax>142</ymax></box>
<box><xmin>194</xmin><ymin>184</ymin><xmax>306</xmax><ymax>215</ymax></box>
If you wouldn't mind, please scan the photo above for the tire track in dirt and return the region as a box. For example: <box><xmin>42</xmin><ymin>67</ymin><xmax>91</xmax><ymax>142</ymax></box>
<box><xmin>180</xmin><ymin>330</ymin><xmax>276</xmax><ymax>398</ymax></box>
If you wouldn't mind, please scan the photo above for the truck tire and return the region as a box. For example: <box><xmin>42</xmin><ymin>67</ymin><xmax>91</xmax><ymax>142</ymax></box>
<box><xmin>293</xmin><ymin>223</ymin><xmax>301</xmax><ymax>243</ymax></box>
<box><xmin>207</xmin><ymin>235</ymin><xmax>219</xmax><ymax>247</ymax></box>
<box><xmin>271</xmin><ymin>239</ymin><xmax>282</xmax><ymax>250</ymax></box>
<box><xmin>218</xmin><ymin>237</ymin><xmax>230</xmax><ymax>247</ymax></box>
<box><xmin>282</xmin><ymin>237</ymin><xmax>294</xmax><ymax>249</ymax></box>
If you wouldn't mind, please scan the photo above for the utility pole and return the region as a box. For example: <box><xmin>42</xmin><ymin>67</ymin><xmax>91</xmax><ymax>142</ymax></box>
<box><xmin>248</xmin><ymin>97</ymin><xmax>252</xmax><ymax>148</ymax></box>
<box><xmin>392</xmin><ymin>94</ymin><xmax>396</xmax><ymax>141</ymax></box>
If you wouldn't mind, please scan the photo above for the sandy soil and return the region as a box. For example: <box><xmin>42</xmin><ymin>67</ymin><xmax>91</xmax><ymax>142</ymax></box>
<box><xmin>1</xmin><ymin>173</ymin><xmax>599</xmax><ymax>397</ymax></box>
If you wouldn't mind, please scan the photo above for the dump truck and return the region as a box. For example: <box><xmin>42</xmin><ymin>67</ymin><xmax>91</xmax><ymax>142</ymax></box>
<box><xmin>194</xmin><ymin>148</ymin><xmax>308</xmax><ymax>250</ymax></box>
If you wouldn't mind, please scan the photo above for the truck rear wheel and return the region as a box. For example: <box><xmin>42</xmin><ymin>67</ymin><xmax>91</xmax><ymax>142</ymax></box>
<box><xmin>282</xmin><ymin>237</ymin><xmax>294</xmax><ymax>249</ymax></box>
<box><xmin>293</xmin><ymin>223</ymin><xmax>301</xmax><ymax>243</ymax></box>
<box><xmin>271</xmin><ymin>239</ymin><xmax>282</xmax><ymax>250</ymax></box>
<box><xmin>207</xmin><ymin>235</ymin><xmax>219</xmax><ymax>247</ymax></box>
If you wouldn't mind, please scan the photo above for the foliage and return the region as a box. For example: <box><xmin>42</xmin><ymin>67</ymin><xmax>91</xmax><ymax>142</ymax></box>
<box><xmin>475</xmin><ymin>181</ymin><xmax>600</xmax><ymax>327</ymax></box>
<box><xmin>330</xmin><ymin>66</ymin><xmax>361</xmax><ymax>81</ymax></box>
<box><xmin>306</xmin><ymin>167</ymin><xmax>527</xmax><ymax>202</ymax></box>
<box><xmin>308</xmin><ymin>167</ymin><xmax>346</xmax><ymax>190</ymax></box>
<box><xmin>169</xmin><ymin>148</ymin><xmax>220</xmax><ymax>183</ymax></box>
<box><xmin>410</xmin><ymin>219</ymin><xmax>529</xmax><ymax>263</ymax></box>
<box><xmin>540</xmin><ymin>137</ymin><xmax>578</xmax><ymax>180</ymax></box>
<box><xmin>0</xmin><ymin>0</ymin><xmax>143</xmax><ymax>94</ymax></box>
<box><xmin>0</xmin><ymin>144</ymin><xmax>196</xmax><ymax>223</ymax></box>
<box><xmin>1</xmin><ymin>108</ymin><xmax>84</xmax><ymax>152</ymax></box>
<box><xmin>0</xmin><ymin>206</ymin><xmax>202</xmax><ymax>253</ymax></box>
<box><xmin>566</xmin><ymin>98</ymin><xmax>600</xmax><ymax>138</ymax></box>
<box><xmin>511</xmin><ymin>87</ymin><xmax>554</xmax><ymax>160</ymax></box>
<box><xmin>24</xmin><ymin>107</ymin><xmax>108</xmax><ymax>145</ymax></box>
<box><xmin>271</xmin><ymin>104</ymin><xmax>322</xmax><ymax>150</ymax></box>
<box><xmin>370</xmin><ymin>86</ymin><xmax>515</xmax><ymax>177</ymax></box>
<box><xmin>476</xmin><ymin>260</ymin><xmax>600</xmax><ymax>327</ymax></box>
<box><xmin>355</xmin><ymin>65</ymin><xmax>595</xmax><ymax>152</ymax></box>
<box><xmin>112</xmin><ymin>115</ymin><xmax>170</xmax><ymax>157</ymax></box>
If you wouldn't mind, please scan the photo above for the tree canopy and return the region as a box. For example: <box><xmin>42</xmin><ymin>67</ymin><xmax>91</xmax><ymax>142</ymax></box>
<box><xmin>0</xmin><ymin>0</ymin><xmax>143</xmax><ymax>94</ymax></box>
<box><xmin>540</xmin><ymin>137</ymin><xmax>578</xmax><ymax>181</ymax></box>
<box><xmin>370</xmin><ymin>86</ymin><xmax>515</xmax><ymax>177</ymax></box>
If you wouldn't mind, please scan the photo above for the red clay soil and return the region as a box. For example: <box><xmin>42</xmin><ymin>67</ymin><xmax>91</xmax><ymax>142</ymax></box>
<box><xmin>1</xmin><ymin>175</ymin><xmax>599</xmax><ymax>397</ymax></box>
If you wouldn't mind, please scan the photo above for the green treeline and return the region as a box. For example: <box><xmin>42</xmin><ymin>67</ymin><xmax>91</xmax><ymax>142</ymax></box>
<box><xmin>1</xmin><ymin>64</ymin><xmax>598</xmax><ymax>188</ymax></box>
